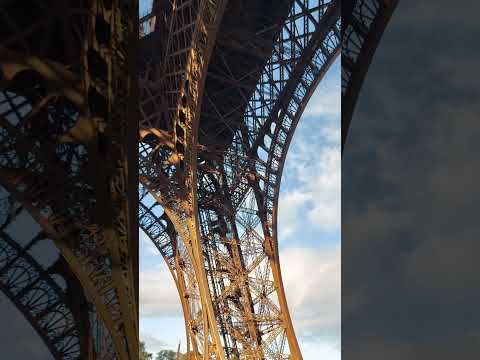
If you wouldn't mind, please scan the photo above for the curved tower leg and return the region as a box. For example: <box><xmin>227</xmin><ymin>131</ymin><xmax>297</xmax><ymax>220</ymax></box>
<box><xmin>139</xmin><ymin>1</ymin><xmax>230</xmax><ymax>358</ymax></box>
<box><xmin>0</xmin><ymin>1</ymin><xmax>139</xmax><ymax>358</ymax></box>
<box><xmin>140</xmin><ymin>1</ymin><xmax>340</xmax><ymax>359</ymax></box>
<box><xmin>342</xmin><ymin>0</ymin><xmax>400</xmax><ymax>151</ymax></box>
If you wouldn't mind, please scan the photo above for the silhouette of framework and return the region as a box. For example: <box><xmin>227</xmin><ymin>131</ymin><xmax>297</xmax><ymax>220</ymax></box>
<box><xmin>0</xmin><ymin>188</ymin><xmax>117</xmax><ymax>359</ymax></box>
<box><xmin>0</xmin><ymin>1</ymin><xmax>138</xmax><ymax>359</ymax></box>
<box><xmin>139</xmin><ymin>0</ymin><xmax>340</xmax><ymax>358</ymax></box>
<box><xmin>342</xmin><ymin>0</ymin><xmax>400</xmax><ymax>151</ymax></box>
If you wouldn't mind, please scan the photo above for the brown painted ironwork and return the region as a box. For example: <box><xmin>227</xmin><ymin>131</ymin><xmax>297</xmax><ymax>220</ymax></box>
<box><xmin>0</xmin><ymin>1</ymin><xmax>138</xmax><ymax>359</ymax></box>
<box><xmin>139</xmin><ymin>0</ymin><xmax>340</xmax><ymax>358</ymax></box>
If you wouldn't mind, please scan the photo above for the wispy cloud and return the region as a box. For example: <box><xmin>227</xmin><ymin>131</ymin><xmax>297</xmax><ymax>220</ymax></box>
<box><xmin>140</xmin><ymin>230</ymin><xmax>159</xmax><ymax>256</ymax></box>
<box><xmin>140</xmin><ymin>332</ymin><xmax>172</xmax><ymax>353</ymax></box>
<box><xmin>278</xmin><ymin>120</ymin><xmax>341</xmax><ymax>242</ymax></box>
<box><xmin>277</xmin><ymin>58</ymin><xmax>340</xmax><ymax>242</ymax></box>
<box><xmin>302</xmin><ymin>75</ymin><xmax>341</xmax><ymax>119</ymax></box>
<box><xmin>280</xmin><ymin>245</ymin><xmax>340</xmax><ymax>339</ymax></box>
<box><xmin>139</xmin><ymin>264</ymin><xmax>183</xmax><ymax>317</ymax></box>
<box><xmin>275</xmin><ymin>60</ymin><xmax>341</xmax><ymax>357</ymax></box>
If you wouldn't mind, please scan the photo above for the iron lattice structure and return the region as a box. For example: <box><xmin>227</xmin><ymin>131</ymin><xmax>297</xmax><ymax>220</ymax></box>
<box><xmin>0</xmin><ymin>190</ymin><xmax>90</xmax><ymax>359</ymax></box>
<box><xmin>139</xmin><ymin>0</ymin><xmax>340</xmax><ymax>358</ymax></box>
<box><xmin>341</xmin><ymin>0</ymin><xmax>399</xmax><ymax>151</ymax></box>
<box><xmin>0</xmin><ymin>1</ymin><xmax>138</xmax><ymax>359</ymax></box>
<box><xmin>0</xmin><ymin>188</ymin><xmax>117</xmax><ymax>359</ymax></box>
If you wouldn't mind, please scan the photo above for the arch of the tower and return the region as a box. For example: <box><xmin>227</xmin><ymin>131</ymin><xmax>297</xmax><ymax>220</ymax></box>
<box><xmin>138</xmin><ymin>0</ymin><xmax>340</xmax><ymax>358</ymax></box>
<box><xmin>0</xmin><ymin>1</ymin><xmax>139</xmax><ymax>359</ymax></box>
<box><xmin>0</xmin><ymin>189</ymin><xmax>87</xmax><ymax>359</ymax></box>
<box><xmin>0</xmin><ymin>179</ymin><xmax>119</xmax><ymax>360</ymax></box>
<box><xmin>342</xmin><ymin>0</ymin><xmax>400</xmax><ymax>151</ymax></box>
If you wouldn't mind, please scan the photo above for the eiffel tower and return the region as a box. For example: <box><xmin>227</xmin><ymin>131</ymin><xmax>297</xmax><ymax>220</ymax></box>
<box><xmin>139</xmin><ymin>1</ymin><xmax>339</xmax><ymax>358</ymax></box>
<box><xmin>0</xmin><ymin>0</ymin><xmax>399</xmax><ymax>359</ymax></box>
<box><xmin>342</xmin><ymin>0</ymin><xmax>400</xmax><ymax>150</ymax></box>
<box><xmin>0</xmin><ymin>1</ymin><xmax>139</xmax><ymax>359</ymax></box>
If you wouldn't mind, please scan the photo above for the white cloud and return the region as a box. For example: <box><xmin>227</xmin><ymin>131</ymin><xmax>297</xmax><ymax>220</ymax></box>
<box><xmin>140</xmin><ymin>229</ymin><xmax>159</xmax><ymax>256</ymax></box>
<box><xmin>140</xmin><ymin>332</ymin><xmax>171</xmax><ymax>353</ymax></box>
<box><xmin>300</xmin><ymin>339</ymin><xmax>341</xmax><ymax>360</ymax></box>
<box><xmin>139</xmin><ymin>264</ymin><xmax>183</xmax><ymax>317</ymax></box>
<box><xmin>278</xmin><ymin>121</ymin><xmax>341</xmax><ymax>239</ymax></box>
<box><xmin>303</xmin><ymin>81</ymin><xmax>341</xmax><ymax>119</ymax></box>
<box><xmin>278</xmin><ymin>191</ymin><xmax>312</xmax><ymax>239</ymax></box>
<box><xmin>280</xmin><ymin>59</ymin><xmax>341</xmax><ymax>241</ymax></box>
<box><xmin>280</xmin><ymin>245</ymin><xmax>340</xmax><ymax>339</ymax></box>
<box><xmin>305</xmin><ymin>145</ymin><xmax>341</xmax><ymax>230</ymax></box>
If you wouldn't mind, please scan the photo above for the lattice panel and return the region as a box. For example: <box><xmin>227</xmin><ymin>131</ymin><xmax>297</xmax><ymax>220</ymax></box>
<box><xmin>0</xmin><ymin>1</ymin><xmax>138</xmax><ymax>359</ymax></box>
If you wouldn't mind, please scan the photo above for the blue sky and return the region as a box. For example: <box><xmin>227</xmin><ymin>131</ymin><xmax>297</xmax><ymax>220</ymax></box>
<box><xmin>140</xmin><ymin>0</ymin><xmax>150</xmax><ymax>15</ymax></box>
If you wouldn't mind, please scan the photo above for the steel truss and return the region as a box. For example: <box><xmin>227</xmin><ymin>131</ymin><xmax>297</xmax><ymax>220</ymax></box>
<box><xmin>0</xmin><ymin>1</ymin><xmax>138</xmax><ymax>359</ymax></box>
<box><xmin>341</xmin><ymin>0</ymin><xmax>399</xmax><ymax>151</ymax></box>
<box><xmin>139</xmin><ymin>0</ymin><xmax>340</xmax><ymax>359</ymax></box>
<box><xmin>0</xmin><ymin>188</ymin><xmax>117</xmax><ymax>359</ymax></box>
<box><xmin>0</xmin><ymin>190</ymin><xmax>88</xmax><ymax>359</ymax></box>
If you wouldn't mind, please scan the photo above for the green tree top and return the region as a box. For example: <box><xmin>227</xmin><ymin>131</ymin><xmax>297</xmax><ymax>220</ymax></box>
<box><xmin>155</xmin><ymin>349</ymin><xmax>188</xmax><ymax>360</ymax></box>
<box><xmin>140</xmin><ymin>341</ymin><xmax>153</xmax><ymax>360</ymax></box>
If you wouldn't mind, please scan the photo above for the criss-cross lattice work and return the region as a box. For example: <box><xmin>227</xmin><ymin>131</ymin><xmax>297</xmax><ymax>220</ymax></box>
<box><xmin>140</xmin><ymin>0</ymin><xmax>230</xmax><ymax>357</ymax></box>
<box><xmin>341</xmin><ymin>0</ymin><xmax>399</xmax><ymax>150</ymax></box>
<box><xmin>0</xmin><ymin>190</ymin><xmax>85</xmax><ymax>359</ymax></box>
<box><xmin>0</xmin><ymin>1</ymin><xmax>138</xmax><ymax>359</ymax></box>
<box><xmin>139</xmin><ymin>0</ymin><xmax>339</xmax><ymax>359</ymax></box>
<box><xmin>0</xmin><ymin>188</ymin><xmax>118</xmax><ymax>360</ymax></box>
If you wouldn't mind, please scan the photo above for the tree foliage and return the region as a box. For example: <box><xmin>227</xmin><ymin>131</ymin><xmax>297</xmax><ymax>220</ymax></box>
<box><xmin>155</xmin><ymin>349</ymin><xmax>188</xmax><ymax>360</ymax></box>
<box><xmin>155</xmin><ymin>350</ymin><xmax>176</xmax><ymax>360</ymax></box>
<box><xmin>140</xmin><ymin>341</ymin><xmax>189</xmax><ymax>360</ymax></box>
<box><xmin>139</xmin><ymin>341</ymin><xmax>153</xmax><ymax>360</ymax></box>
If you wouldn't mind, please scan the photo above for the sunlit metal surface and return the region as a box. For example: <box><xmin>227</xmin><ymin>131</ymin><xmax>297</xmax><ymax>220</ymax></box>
<box><xmin>139</xmin><ymin>0</ymin><xmax>340</xmax><ymax>358</ymax></box>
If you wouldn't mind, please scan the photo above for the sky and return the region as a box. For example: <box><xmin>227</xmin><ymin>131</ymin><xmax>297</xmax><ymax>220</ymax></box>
<box><xmin>0</xmin><ymin>191</ymin><xmax>60</xmax><ymax>359</ymax></box>
<box><xmin>138</xmin><ymin>1</ymin><xmax>341</xmax><ymax>352</ymax></box>
<box><xmin>342</xmin><ymin>1</ymin><xmax>480</xmax><ymax>357</ymax></box>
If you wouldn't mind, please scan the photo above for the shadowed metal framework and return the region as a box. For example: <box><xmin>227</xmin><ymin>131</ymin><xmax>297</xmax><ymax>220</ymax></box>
<box><xmin>341</xmin><ymin>0</ymin><xmax>399</xmax><ymax>151</ymax></box>
<box><xmin>139</xmin><ymin>0</ymin><xmax>340</xmax><ymax>358</ymax></box>
<box><xmin>0</xmin><ymin>1</ymin><xmax>138</xmax><ymax>359</ymax></box>
<box><xmin>0</xmin><ymin>188</ymin><xmax>117</xmax><ymax>359</ymax></box>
